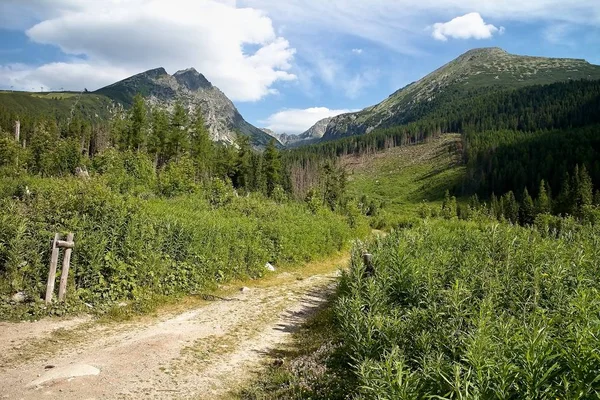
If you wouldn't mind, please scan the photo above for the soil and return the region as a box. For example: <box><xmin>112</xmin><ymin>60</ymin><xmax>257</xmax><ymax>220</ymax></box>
<box><xmin>0</xmin><ymin>255</ymin><xmax>347</xmax><ymax>399</ymax></box>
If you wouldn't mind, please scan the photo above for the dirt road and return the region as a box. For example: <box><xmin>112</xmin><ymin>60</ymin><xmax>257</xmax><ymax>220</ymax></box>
<box><xmin>0</xmin><ymin>255</ymin><xmax>347</xmax><ymax>399</ymax></box>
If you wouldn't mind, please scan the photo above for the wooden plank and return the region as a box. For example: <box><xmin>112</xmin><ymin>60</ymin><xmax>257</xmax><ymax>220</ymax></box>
<box><xmin>56</xmin><ymin>240</ymin><xmax>75</xmax><ymax>249</ymax></box>
<box><xmin>45</xmin><ymin>233</ymin><xmax>60</xmax><ymax>304</ymax></box>
<box><xmin>58</xmin><ymin>233</ymin><xmax>74</xmax><ymax>302</ymax></box>
<box><xmin>14</xmin><ymin>120</ymin><xmax>20</xmax><ymax>142</ymax></box>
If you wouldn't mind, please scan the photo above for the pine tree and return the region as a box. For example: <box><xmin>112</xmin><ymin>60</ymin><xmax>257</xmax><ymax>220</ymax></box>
<box><xmin>576</xmin><ymin>165</ymin><xmax>593</xmax><ymax>215</ymax></box>
<box><xmin>535</xmin><ymin>179</ymin><xmax>551</xmax><ymax>215</ymax></box>
<box><xmin>148</xmin><ymin>108</ymin><xmax>169</xmax><ymax>168</ymax></box>
<box><xmin>262</xmin><ymin>139</ymin><xmax>281</xmax><ymax>196</ymax></box>
<box><xmin>129</xmin><ymin>94</ymin><xmax>147</xmax><ymax>151</ymax></box>
<box><xmin>490</xmin><ymin>193</ymin><xmax>501</xmax><ymax>220</ymax></box>
<box><xmin>501</xmin><ymin>191</ymin><xmax>519</xmax><ymax>223</ymax></box>
<box><xmin>189</xmin><ymin>108</ymin><xmax>213</xmax><ymax>180</ymax></box>
<box><xmin>233</xmin><ymin>134</ymin><xmax>252</xmax><ymax>190</ymax></box>
<box><xmin>441</xmin><ymin>190</ymin><xmax>457</xmax><ymax>219</ymax></box>
<box><xmin>594</xmin><ymin>190</ymin><xmax>600</xmax><ymax>207</ymax></box>
<box><xmin>168</xmin><ymin>102</ymin><xmax>188</xmax><ymax>161</ymax></box>
<box><xmin>520</xmin><ymin>187</ymin><xmax>535</xmax><ymax>225</ymax></box>
<box><xmin>557</xmin><ymin>171</ymin><xmax>572</xmax><ymax>215</ymax></box>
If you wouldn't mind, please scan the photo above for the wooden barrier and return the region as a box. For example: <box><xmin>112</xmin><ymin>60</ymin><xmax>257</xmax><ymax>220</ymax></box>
<box><xmin>45</xmin><ymin>233</ymin><xmax>75</xmax><ymax>304</ymax></box>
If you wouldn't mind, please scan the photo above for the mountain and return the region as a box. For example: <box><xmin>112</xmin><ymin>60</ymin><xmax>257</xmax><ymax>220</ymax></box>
<box><xmin>300</xmin><ymin>117</ymin><xmax>331</xmax><ymax>140</ymax></box>
<box><xmin>324</xmin><ymin>47</ymin><xmax>600</xmax><ymax>139</ymax></box>
<box><xmin>95</xmin><ymin>67</ymin><xmax>272</xmax><ymax>146</ymax></box>
<box><xmin>261</xmin><ymin>117</ymin><xmax>332</xmax><ymax>148</ymax></box>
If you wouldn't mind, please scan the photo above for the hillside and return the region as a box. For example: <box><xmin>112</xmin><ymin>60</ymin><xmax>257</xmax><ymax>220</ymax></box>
<box><xmin>343</xmin><ymin>134</ymin><xmax>465</xmax><ymax>216</ymax></box>
<box><xmin>95</xmin><ymin>68</ymin><xmax>272</xmax><ymax>146</ymax></box>
<box><xmin>0</xmin><ymin>91</ymin><xmax>115</xmax><ymax>128</ymax></box>
<box><xmin>324</xmin><ymin>47</ymin><xmax>600</xmax><ymax>138</ymax></box>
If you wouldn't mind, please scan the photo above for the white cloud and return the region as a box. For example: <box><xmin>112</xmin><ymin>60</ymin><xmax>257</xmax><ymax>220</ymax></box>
<box><xmin>543</xmin><ymin>23</ymin><xmax>574</xmax><ymax>46</ymax></box>
<box><xmin>307</xmin><ymin>54</ymin><xmax>379</xmax><ymax>99</ymax></box>
<box><xmin>352</xmin><ymin>48</ymin><xmax>363</xmax><ymax>54</ymax></box>
<box><xmin>242</xmin><ymin>0</ymin><xmax>600</xmax><ymax>53</ymax></box>
<box><xmin>0</xmin><ymin>0</ymin><xmax>296</xmax><ymax>101</ymax></box>
<box><xmin>432</xmin><ymin>13</ymin><xmax>502</xmax><ymax>41</ymax></box>
<box><xmin>260</xmin><ymin>107</ymin><xmax>354</xmax><ymax>134</ymax></box>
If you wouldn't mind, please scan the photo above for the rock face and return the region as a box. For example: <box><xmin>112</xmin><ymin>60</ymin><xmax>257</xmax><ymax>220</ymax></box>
<box><xmin>261</xmin><ymin>117</ymin><xmax>332</xmax><ymax>148</ymax></box>
<box><xmin>95</xmin><ymin>68</ymin><xmax>272</xmax><ymax>147</ymax></box>
<box><xmin>324</xmin><ymin>47</ymin><xmax>600</xmax><ymax>139</ymax></box>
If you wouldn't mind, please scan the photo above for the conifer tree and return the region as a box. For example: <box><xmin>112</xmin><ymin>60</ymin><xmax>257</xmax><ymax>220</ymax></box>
<box><xmin>490</xmin><ymin>193</ymin><xmax>501</xmax><ymax>220</ymax></box>
<box><xmin>576</xmin><ymin>165</ymin><xmax>593</xmax><ymax>215</ymax></box>
<box><xmin>169</xmin><ymin>102</ymin><xmax>188</xmax><ymax>161</ymax></box>
<box><xmin>129</xmin><ymin>94</ymin><xmax>147</xmax><ymax>151</ymax></box>
<box><xmin>520</xmin><ymin>187</ymin><xmax>535</xmax><ymax>225</ymax></box>
<box><xmin>501</xmin><ymin>191</ymin><xmax>519</xmax><ymax>223</ymax></box>
<box><xmin>556</xmin><ymin>172</ymin><xmax>572</xmax><ymax>215</ymax></box>
<box><xmin>262</xmin><ymin>139</ymin><xmax>281</xmax><ymax>196</ymax></box>
<box><xmin>189</xmin><ymin>108</ymin><xmax>213</xmax><ymax>180</ymax></box>
<box><xmin>148</xmin><ymin>108</ymin><xmax>169</xmax><ymax>168</ymax></box>
<box><xmin>535</xmin><ymin>179</ymin><xmax>551</xmax><ymax>214</ymax></box>
<box><xmin>594</xmin><ymin>190</ymin><xmax>600</xmax><ymax>207</ymax></box>
<box><xmin>233</xmin><ymin>134</ymin><xmax>252</xmax><ymax>190</ymax></box>
<box><xmin>441</xmin><ymin>190</ymin><xmax>457</xmax><ymax>219</ymax></box>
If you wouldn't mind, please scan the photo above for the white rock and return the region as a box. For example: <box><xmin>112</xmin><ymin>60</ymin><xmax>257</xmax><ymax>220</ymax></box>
<box><xmin>27</xmin><ymin>364</ymin><xmax>100</xmax><ymax>387</ymax></box>
<box><xmin>240</xmin><ymin>287</ymin><xmax>250</xmax><ymax>293</ymax></box>
<box><xmin>11</xmin><ymin>292</ymin><xmax>26</xmax><ymax>303</ymax></box>
<box><xmin>265</xmin><ymin>262</ymin><xmax>276</xmax><ymax>272</ymax></box>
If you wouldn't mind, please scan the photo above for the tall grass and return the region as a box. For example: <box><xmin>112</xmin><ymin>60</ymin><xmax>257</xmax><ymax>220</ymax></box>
<box><xmin>0</xmin><ymin>177</ymin><xmax>368</xmax><ymax>319</ymax></box>
<box><xmin>334</xmin><ymin>219</ymin><xmax>600</xmax><ymax>399</ymax></box>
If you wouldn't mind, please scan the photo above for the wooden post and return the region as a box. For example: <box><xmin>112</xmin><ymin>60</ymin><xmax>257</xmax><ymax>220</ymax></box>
<box><xmin>45</xmin><ymin>233</ymin><xmax>60</xmax><ymax>304</ymax></box>
<box><xmin>14</xmin><ymin>120</ymin><xmax>20</xmax><ymax>143</ymax></box>
<box><xmin>363</xmin><ymin>253</ymin><xmax>374</xmax><ymax>277</ymax></box>
<box><xmin>58</xmin><ymin>233</ymin><xmax>74</xmax><ymax>302</ymax></box>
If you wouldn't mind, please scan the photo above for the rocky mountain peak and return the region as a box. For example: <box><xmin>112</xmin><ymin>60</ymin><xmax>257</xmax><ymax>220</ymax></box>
<box><xmin>95</xmin><ymin>67</ymin><xmax>271</xmax><ymax>147</ymax></box>
<box><xmin>139</xmin><ymin>67</ymin><xmax>169</xmax><ymax>79</ymax></box>
<box><xmin>174</xmin><ymin>68</ymin><xmax>212</xmax><ymax>91</ymax></box>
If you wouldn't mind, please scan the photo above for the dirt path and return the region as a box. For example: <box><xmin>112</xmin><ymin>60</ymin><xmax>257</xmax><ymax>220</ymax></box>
<box><xmin>0</xmin><ymin>255</ymin><xmax>347</xmax><ymax>400</ymax></box>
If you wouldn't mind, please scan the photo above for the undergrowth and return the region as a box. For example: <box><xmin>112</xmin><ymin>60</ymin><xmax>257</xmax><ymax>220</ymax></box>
<box><xmin>0</xmin><ymin>177</ymin><xmax>368</xmax><ymax>320</ymax></box>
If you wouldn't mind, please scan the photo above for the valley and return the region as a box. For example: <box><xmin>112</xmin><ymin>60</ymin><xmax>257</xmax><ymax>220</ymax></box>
<box><xmin>1</xmin><ymin>41</ymin><xmax>600</xmax><ymax>399</ymax></box>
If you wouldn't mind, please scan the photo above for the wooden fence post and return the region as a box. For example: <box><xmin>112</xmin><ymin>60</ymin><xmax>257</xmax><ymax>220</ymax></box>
<box><xmin>363</xmin><ymin>253</ymin><xmax>374</xmax><ymax>277</ymax></box>
<box><xmin>45</xmin><ymin>233</ymin><xmax>60</xmax><ymax>304</ymax></box>
<box><xmin>14</xmin><ymin>120</ymin><xmax>20</xmax><ymax>143</ymax></box>
<box><xmin>58</xmin><ymin>233</ymin><xmax>74</xmax><ymax>302</ymax></box>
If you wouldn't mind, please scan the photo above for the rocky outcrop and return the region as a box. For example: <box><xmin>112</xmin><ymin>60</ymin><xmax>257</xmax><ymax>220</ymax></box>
<box><xmin>261</xmin><ymin>117</ymin><xmax>333</xmax><ymax>148</ymax></box>
<box><xmin>95</xmin><ymin>68</ymin><xmax>272</xmax><ymax>147</ymax></box>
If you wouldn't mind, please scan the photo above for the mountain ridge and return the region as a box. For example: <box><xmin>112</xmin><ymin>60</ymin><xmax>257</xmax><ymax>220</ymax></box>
<box><xmin>323</xmin><ymin>47</ymin><xmax>600</xmax><ymax>139</ymax></box>
<box><xmin>95</xmin><ymin>67</ymin><xmax>272</xmax><ymax>146</ymax></box>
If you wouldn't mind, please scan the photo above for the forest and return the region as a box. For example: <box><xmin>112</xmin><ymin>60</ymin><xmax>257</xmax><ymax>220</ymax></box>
<box><xmin>0</xmin><ymin>94</ymin><xmax>365</xmax><ymax>320</ymax></box>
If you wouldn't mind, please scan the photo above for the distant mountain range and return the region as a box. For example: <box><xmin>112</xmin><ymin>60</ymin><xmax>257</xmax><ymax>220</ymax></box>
<box><xmin>2</xmin><ymin>47</ymin><xmax>599</xmax><ymax>149</ymax></box>
<box><xmin>321</xmin><ymin>47</ymin><xmax>600</xmax><ymax>139</ymax></box>
<box><xmin>260</xmin><ymin>117</ymin><xmax>331</xmax><ymax>147</ymax></box>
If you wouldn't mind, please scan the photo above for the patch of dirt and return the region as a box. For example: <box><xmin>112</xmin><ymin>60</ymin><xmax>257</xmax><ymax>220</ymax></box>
<box><xmin>0</xmin><ymin>256</ymin><xmax>347</xmax><ymax>399</ymax></box>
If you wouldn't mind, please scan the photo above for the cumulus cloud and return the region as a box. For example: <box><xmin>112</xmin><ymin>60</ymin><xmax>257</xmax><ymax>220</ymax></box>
<box><xmin>0</xmin><ymin>0</ymin><xmax>296</xmax><ymax>101</ymax></box>
<box><xmin>260</xmin><ymin>107</ymin><xmax>353</xmax><ymax>134</ymax></box>
<box><xmin>243</xmin><ymin>1</ymin><xmax>600</xmax><ymax>53</ymax></box>
<box><xmin>352</xmin><ymin>48</ymin><xmax>363</xmax><ymax>54</ymax></box>
<box><xmin>432</xmin><ymin>12</ymin><xmax>502</xmax><ymax>41</ymax></box>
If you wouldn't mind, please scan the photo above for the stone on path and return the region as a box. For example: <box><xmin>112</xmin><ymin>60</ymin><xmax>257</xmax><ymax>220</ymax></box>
<box><xmin>27</xmin><ymin>364</ymin><xmax>100</xmax><ymax>387</ymax></box>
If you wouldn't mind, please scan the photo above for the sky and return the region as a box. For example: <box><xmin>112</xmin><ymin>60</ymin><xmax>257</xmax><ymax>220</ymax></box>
<box><xmin>1</xmin><ymin>0</ymin><xmax>599</xmax><ymax>135</ymax></box>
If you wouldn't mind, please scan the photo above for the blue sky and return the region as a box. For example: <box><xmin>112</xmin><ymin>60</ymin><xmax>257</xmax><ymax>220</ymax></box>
<box><xmin>1</xmin><ymin>0</ymin><xmax>599</xmax><ymax>134</ymax></box>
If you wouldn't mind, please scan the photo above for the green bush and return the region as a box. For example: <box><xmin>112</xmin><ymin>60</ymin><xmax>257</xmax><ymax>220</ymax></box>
<box><xmin>333</xmin><ymin>219</ymin><xmax>600</xmax><ymax>399</ymax></box>
<box><xmin>0</xmin><ymin>177</ymin><xmax>368</xmax><ymax>319</ymax></box>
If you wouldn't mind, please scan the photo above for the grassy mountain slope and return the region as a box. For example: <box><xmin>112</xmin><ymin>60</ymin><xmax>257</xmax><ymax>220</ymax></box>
<box><xmin>0</xmin><ymin>91</ymin><xmax>114</xmax><ymax>123</ymax></box>
<box><xmin>343</xmin><ymin>134</ymin><xmax>464</xmax><ymax>216</ymax></box>
<box><xmin>324</xmin><ymin>48</ymin><xmax>600</xmax><ymax>138</ymax></box>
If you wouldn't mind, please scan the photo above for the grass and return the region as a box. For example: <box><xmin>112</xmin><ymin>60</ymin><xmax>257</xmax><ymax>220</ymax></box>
<box><xmin>343</xmin><ymin>134</ymin><xmax>465</xmax><ymax>216</ymax></box>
